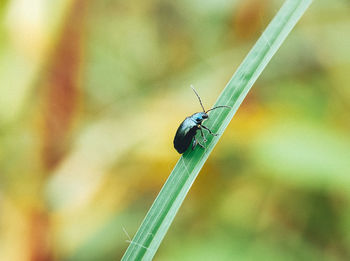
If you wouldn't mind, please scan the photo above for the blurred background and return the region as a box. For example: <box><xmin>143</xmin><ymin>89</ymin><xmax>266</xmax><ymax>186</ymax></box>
<box><xmin>0</xmin><ymin>0</ymin><xmax>349</xmax><ymax>260</ymax></box>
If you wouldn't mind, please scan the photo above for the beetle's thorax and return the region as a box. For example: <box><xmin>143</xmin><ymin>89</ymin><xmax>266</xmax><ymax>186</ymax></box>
<box><xmin>190</xmin><ymin>112</ymin><xmax>209</xmax><ymax>124</ymax></box>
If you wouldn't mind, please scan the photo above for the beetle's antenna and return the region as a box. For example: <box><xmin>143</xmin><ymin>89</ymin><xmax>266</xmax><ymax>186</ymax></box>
<box><xmin>191</xmin><ymin>85</ymin><xmax>206</xmax><ymax>112</ymax></box>
<box><xmin>206</xmin><ymin>105</ymin><xmax>231</xmax><ymax>113</ymax></box>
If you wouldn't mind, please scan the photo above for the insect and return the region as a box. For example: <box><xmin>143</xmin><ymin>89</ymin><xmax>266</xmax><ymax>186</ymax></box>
<box><xmin>173</xmin><ymin>86</ymin><xmax>230</xmax><ymax>154</ymax></box>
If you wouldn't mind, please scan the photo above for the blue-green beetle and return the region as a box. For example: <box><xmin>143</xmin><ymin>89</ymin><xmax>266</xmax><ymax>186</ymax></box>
<box><xmin>173</xmin><ymin>86</ymin><xmax>230</xmax><ymax>154</ymax></box>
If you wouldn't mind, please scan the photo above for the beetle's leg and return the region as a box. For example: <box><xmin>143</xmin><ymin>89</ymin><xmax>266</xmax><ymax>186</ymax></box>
<box><xmin>192</xmin><ymin>137</ymin><xmax>205</xmax><ymax>150</ymax></box>
<box><xmin>199</xmin><ymin>126</ymin><xmax>207</xmax><ymax>142</ymax></box>
<box><xmin>192</xmin><ymin>138</ymin><xmax>197</xmax><ymax>150</ymax></box>
<box><xmin>201</xmin><ymin>125</ymin><xmax>218</xmax><ymax>136</ymax></box>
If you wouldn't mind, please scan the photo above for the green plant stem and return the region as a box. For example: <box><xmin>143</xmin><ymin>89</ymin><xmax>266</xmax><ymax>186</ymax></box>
<box><xmin>122</xmin><ymin>0</ymin><xmax>313</xmax><ymax>260</ymax></box>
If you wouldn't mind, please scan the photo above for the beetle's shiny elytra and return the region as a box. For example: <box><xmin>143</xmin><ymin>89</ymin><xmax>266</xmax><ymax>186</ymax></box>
<box><xmin>173</xmin><ymin>86</ymin><xmax>230</xmax><ymax>154</ymax></box>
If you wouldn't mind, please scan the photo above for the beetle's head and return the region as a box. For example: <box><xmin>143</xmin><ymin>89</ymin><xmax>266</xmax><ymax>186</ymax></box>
<box><xmin>193</xmin><ymin>112</ymin><xmax>208</xmax><ymax>124</ymax></box>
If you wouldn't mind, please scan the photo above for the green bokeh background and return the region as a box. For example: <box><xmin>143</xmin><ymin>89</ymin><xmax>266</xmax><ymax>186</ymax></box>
<box><xmin>0</xmin><ymin>0</ymin><xmax>349</xmax><ymax>260</ymax></box>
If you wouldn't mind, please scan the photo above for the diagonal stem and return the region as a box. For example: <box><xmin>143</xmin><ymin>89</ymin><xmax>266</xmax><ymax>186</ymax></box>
<box><xmin>122</xmin><ymin>1</ymin><xmax>313</xmax><ymax>260</ymax></box>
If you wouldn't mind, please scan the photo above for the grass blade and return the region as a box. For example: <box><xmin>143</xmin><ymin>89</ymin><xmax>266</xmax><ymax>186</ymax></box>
<box><xmin>122</xmin><ymin>0</ymin><xmax>313</xmax><ymax>259</ymax></box>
